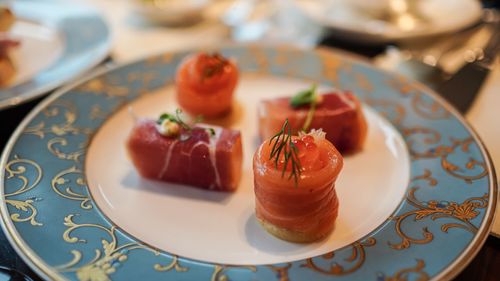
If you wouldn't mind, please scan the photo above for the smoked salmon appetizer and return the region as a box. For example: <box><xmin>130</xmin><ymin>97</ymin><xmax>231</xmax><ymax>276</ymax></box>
<box><xmin>126</xmin><ymin>110</ymin><xmax>243</xmax><ymax>191</ymax></box>
<box><xmin>258</xmin><ymin>86</ymin><xmax>367</xmax><ymax>153</ymax></box>
<box><xmin>253</xmin><ymin>121</ymin><xmax>343</xmax><ymax>242</ymax></box>
<box><xmin>176</xmin><ymin>52</ymin><xmax>239</xmax><ymax>118</ymax></box>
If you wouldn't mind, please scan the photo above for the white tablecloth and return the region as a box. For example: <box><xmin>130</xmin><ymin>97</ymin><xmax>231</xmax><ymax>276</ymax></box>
<box><xmin>468</xmin><ymin>65</ymin><xmax>500</xmax><ymax>235</ymax></box>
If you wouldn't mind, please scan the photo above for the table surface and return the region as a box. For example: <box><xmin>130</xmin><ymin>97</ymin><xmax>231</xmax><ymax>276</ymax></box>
<box><xmin>1</xmin><ymin>0</ymin><xmax>499</xmax><ymax>280</ymax></box>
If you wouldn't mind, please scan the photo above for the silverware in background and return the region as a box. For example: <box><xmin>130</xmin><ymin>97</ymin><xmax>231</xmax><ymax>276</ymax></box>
<box><xmin>375</xmin><ymin>9</ymin><xmax>500</xmax><ymax>114</ymax></box>
<box><xmin>437</xmin><ymin>11</ymin><xmax>500</xmax><ymax>113</ymax></box>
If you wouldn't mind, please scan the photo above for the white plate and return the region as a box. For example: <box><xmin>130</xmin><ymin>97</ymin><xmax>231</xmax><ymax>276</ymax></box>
<box><xmin>86</xmin><ymin>74</ymin><xmax>410</xmax><ymax>265</ymax></box>
<box><xmin>7</xmin><ymin>20</ymin><xmax>64</xmax><ymax>87</ymax></box>
<box><xmin>294</xmin><ymin>0</ymin><xmax>483</xmax><ymax>43</ymax></box>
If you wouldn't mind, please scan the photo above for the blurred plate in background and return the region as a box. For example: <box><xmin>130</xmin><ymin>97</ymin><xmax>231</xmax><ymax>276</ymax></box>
<box><xmin>295</xmin><ymin>0</ymin><xmax>483</xmax><ymax>44</ymax></box>
<box><xmin>0</xmin><ymin>0</ymin><xmax>111</xmax><ymax>110</ymax></box>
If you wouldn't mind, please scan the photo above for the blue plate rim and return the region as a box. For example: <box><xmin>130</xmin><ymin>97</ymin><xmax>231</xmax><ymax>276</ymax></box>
<box><xmin>0</xmin><ymin>44</ymin><xmax>497</xmax><ymax>281</ymax></box>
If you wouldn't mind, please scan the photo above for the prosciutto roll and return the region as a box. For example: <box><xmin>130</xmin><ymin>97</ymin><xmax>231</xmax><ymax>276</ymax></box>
<box><xmin>126</xmin><ymin>119</ymin><xmax>242</xmax><ymax>191</ymax></box>
<box><xmin>258</xmin><ymin>91</ymin><xmax>367</xmax><ymax>153</ymax></box>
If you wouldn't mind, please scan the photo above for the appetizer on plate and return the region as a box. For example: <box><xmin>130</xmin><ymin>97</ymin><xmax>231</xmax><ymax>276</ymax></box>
<box><xmin>258</xmin><ymin>85</ymin><xmax>367</xmax><ymax>153</ymax></box>
<box><xmin>0</xmin><ymin>7</ymin><xmax>19</xmax><ymax>86</ymax></box>
<box><xmin>176</xmin><ymin>52</ymin><xmax>238</xmax><ymax>118</ymax></box>
<box><xmin>126</xmin><ymin>109</ymin><xmax>243</xmax><ymax>191</ymax></box>
<box><xmin>253</xmin><ymin>120</ymin><xmax>343</xmax><ymax>243</ymax></box>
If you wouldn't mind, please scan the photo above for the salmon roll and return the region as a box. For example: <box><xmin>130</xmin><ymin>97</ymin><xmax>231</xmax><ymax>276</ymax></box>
<box><xmin>258</xmin><ymin>89</ymin><xmax>367</xmax><ymax>153</ymax></box>
<box><xmin>253</xmin><ymin>121</ymin><xmax>343</xmax><ymax>242</ymax></box>
<box><xmin>176</xmin><ymin>52</ymin><xmax>239</xmax><ymax>118</ymax></box>
<box><xmin>126</xmin><ymin>110</ymin><xmax>243</xmax><ymax>191</ymax></box>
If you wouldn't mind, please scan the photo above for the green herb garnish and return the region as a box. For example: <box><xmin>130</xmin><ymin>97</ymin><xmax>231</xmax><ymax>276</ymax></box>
<box><xmin>201</xmin><ymin>53</ymin><xmax>228</xmax><ymax>80</ymax></box>
<box><xmin>157</xmin><ymin>109</ymin><xmax>195</xmax><ymax>130</ymax></box>
<box><xmin>290</xmin><ymin>84</ymin><xmax>317</xmax><ymax>108</ymax></box>
<box><xmin>302</xmin><ymin>99</ymin><xmax>317</xmax><ymax>132</ymax></box>
<box><xmin>269</xmin><ymin>119</ymin><xmax>302</xmax><ymax>186</ymax></box>
<box><xmin>157</xmin><ymin>113</ymin><xmax>176</xmax><ymax>124</ymax></box>
<box><xmin>207</xmin><ymin>128</ymin><xmax>216</xmax><ymax>136</ymax></box>
<box><xmin>157</xmin><ymin>109</ymin><xmax>216</xmax><ymax>140</ymax></box>
<box><xmin>175</xmin><ymin>109</ymin><xmax>191</xmax><ymax>130</ymax></box>
<box><xmin>289</xmin><ymin>84</ymin><xmax>321</xmax><ymax>132</ymax></box>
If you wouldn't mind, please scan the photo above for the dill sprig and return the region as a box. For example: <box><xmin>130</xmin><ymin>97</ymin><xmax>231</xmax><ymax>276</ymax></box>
<box><xmin>268</xmin><ymin>119</ymin><xmax>302</xmax><ymax>186</ymax></box>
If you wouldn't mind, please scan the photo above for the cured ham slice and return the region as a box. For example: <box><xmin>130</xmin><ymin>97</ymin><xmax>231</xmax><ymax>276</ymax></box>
<box><xmin>176</xmin><ymin>52</ymin><xmax>239</xmax><ymax>117</ymax></box>
<box><xmin>258</xmin><ymin>91</ymin><xmax>367</xmax><ymax>153</ymax></box>
<box><xmin>126</xmin><ymin>119</ymin><xmax>242</xmax><ymax>191</ymax></box>
<box><xmin>253</xmin><ymin>129</ymin><xmax>343</xmax><ymax>242</ymax></box>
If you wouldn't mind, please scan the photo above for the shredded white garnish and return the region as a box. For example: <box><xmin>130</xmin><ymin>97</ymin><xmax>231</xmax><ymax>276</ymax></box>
<box><xmin>299</xmin><ymin>128</ymin><xmax>326</xmax><ymax>143</ymax></box>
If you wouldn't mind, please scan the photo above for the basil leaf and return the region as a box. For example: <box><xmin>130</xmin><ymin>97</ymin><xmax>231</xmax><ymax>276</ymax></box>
<box><xmin>290</xmin><ymin>85</ymin><xmax>317</xmax><ymax>108</ymax></box>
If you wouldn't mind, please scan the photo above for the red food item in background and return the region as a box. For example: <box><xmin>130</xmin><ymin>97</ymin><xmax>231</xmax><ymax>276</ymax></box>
<box><xmin>0</xmin><ymin>36</ymin><xmax>19</xmax><ymax>85</ymax></box>
<box><xmin>253</xmin><ymin>133</ymin><xmax>343</xmax><ymax>242</ymax></box>
<box><xmin>126</xmin><ymin>119</ymin><xmax>242</xmax><ymax>191</ymax></box>
<box><xmin>258</xmin><ymin>91</ymin><xmax>367</xmax><ymax>153</ymax></box>
<box><xmin>176</xmin><ymin>53</ymin><xmax>239</xmax><ymax>118</ymax></box>
<box><xmin>0</xmin><ymin>37</ymin><xmax>20</xmax><ymax>55</ymax></box>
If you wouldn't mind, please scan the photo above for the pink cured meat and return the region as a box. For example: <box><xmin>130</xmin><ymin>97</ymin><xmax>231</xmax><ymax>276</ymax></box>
<box><xmin>258</xmin><ymin>91</ymin><xmax>367</xmax><ymax>153</ymax></box>
<box><xmin>126</xmin><ymin>119</ymin><xmax>243</xmax><ymax>191</ymax></box>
